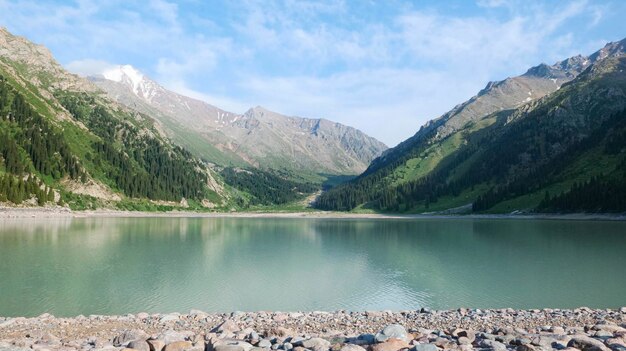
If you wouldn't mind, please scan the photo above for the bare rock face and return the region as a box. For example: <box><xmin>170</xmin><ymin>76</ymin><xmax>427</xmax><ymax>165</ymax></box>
<box><xmin>90</xmin><ymin>68</ymin><xmax>388</xmax><ymax>174</ymax></box>
<box><xmin>369</xmin><ymin>38</ymin><xmax>626</xmax><ymax>173</ymax></box>
<box><xmin>0</xmin><ymin>27</ymin><xmax>97</xmax><ymax>93</ymax></box>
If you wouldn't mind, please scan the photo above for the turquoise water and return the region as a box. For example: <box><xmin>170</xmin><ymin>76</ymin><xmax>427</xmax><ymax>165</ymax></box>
<box><xmin>0</xmin><ymin>217</ymin><xmax>624</xmax><ymax>317</ymax></box>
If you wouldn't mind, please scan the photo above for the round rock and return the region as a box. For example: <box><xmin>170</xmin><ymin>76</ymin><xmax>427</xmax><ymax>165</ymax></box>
<box><xmin>375</xmin><ymin>325</ymin><xmax>409</xmax><ymax>343</ymax></box>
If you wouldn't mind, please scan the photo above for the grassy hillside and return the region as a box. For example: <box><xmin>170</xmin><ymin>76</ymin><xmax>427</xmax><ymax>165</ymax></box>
<box><xmin>0</xmin><ymin>28</ymin><xmax>324</xmax><ymax>211</ymax></box>
<box><xmin>316</xmin><ymin>55</ymin><xmax>626</xmax><ymax>214</ymax></box>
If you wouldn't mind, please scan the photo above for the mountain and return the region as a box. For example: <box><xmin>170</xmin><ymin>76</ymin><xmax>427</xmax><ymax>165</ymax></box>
<box><xmin>317</xmin><ymin>38</ymin><xmax>626</xmax><ymax>213</ymax></box>
<box><xmin>0</xmin><ymin>27</ymin><xmax>322</xmax><ymax>210</ymax></box>
<box><xmin>0</xmin><ymin>27</ymin><xmax>229</xmax><ymax>209</ymax></box>
<box><xmin>89</xmin><ymin>67</ymin><xmax>388</xmax><ymax>175</ymax></box>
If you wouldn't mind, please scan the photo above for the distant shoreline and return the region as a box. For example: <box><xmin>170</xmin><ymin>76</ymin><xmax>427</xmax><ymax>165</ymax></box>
<box><xmin>1</xmin><ymin>206</ymin><xmax>625</xmax><ymax>220</ymax></box>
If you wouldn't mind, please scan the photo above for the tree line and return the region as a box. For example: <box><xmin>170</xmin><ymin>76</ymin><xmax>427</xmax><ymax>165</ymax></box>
<box><xmin>58</xmin><ymin>93</ymin><xmax>209</xmax><ymax>201</ymax></box>
<box><xmin>221</xmin><ymin>167</ymin><xmax>318</xmax><ymax>206</ymax></box>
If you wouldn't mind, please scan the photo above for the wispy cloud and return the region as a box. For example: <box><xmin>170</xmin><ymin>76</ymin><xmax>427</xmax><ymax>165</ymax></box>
<box><xmin>0</xmin><ymin>0</ymin><xmax>621</xmax><ymax>145</ymax></box>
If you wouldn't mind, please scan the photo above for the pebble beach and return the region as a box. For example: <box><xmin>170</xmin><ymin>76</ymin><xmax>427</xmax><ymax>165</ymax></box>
<box><xmin>1</xmin><ymin>308</ymin><xmax>625</xmax><ymax>351</ymax></box>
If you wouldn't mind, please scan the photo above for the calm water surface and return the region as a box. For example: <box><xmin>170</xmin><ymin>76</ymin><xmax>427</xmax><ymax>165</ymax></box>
<box><xmin>0</xmin><ymin>217</ymin><xmax>624</xmax><ymax>317</ymax></box>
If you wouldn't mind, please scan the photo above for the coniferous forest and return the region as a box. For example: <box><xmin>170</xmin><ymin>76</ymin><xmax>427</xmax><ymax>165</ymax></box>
<box><xmin>58</xmin><ymin>92</ymin><xmax>209</xmax><ymax>201</ymax></box>
<box><xmin>221</xmin><ymin>167</ymin><xmax>318</xmax><ymax>206</ymax></box>
<box><xmin>0</xmin><ymin>74</ymin><xmax>212</xmax><ymax>205</ymax></box>
<box><xmin>0</xmin><ymin>75</ymin><xmax>82</xmax><ymax>205</ymax></box>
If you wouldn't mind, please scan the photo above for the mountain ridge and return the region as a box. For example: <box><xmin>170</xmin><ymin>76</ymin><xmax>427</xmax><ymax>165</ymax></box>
<box><xmin>89</xmin><ymin>65</ymin><xmax>388</xmax><ymax>175</ymax></box>
<box><xmin>317</xmin><ymin>37</ymin><xmax>626</xmax><ymax>213</ymax></box>
<box><xmin>0</xmin><ymin>27</ymin><xmax>325</xmax><ymax>210</ymax></box>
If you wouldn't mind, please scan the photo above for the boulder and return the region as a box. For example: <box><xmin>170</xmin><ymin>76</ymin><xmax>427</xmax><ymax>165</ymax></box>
<box><xmin>376</xmin><ymin>325</ymin><xmax>409</xmax><ymax>343</ymax></box>
<box><xmin>341</xmin><ymin>345</ymin><xmax>367</xmax><ymax>351</ymax></box>
<box><xmin>148</xmin><ymin>339</ymin><xmax>166</xmax><ymax>351</ymax></box>
<box><xmin>113</xmin><ymin>330</ymin><xmax>149</xmax><ymax>347</ymax></box>
<box><xmin>301</xmin><ymin>338</ymin><xmax>331</xmax><ymax>351</ymax></box>
<box><xmin>163</xmin><ymin>341</ymin><xmax>193</xmax><ymax>351</ymax></box>
<box><xmin>349</xmin><ymin>335</ymin><xmax>376</xmax><ymax>346</ymax></box>
<box><xmin>370</xmin><ymin>339</ymin><xmax>410</xmax><ymax>351</ymax></box>
<box><xmin>207</xmin><ymin>339</ymin><xmax>254</xmax><ymax>351</ymax></box>
<box><xmin>413</xmin><ymin>344</ymin><xmax>438</xmax><ymax>351</ymax></box>
<box><xmin>567</xmin><ymin>336</ymin><xmax>609</xmax><ymax>351</ymax></box>
<box><xmin>214</xmin><ymin>320</ymin><xmax>241</xmax><ymax>334</ymax></box>
<box><xmin>480</xmin><ymin>339</ymin><xmax>506</xmax><ymax>351</ymax></box>
<box><xmin>128</xmin><ymin>340</ymin><xmax>151</xmax><ymax>351</ymax></box>
<box><xmin>158</xmin><ymin>330</ymin><xmax>190</xmax><ymax>345</ymax></box>
<box><xmin>258</xmin><ymin>340</ymin><xmax>272</xmax><ymax>348</ymax></box>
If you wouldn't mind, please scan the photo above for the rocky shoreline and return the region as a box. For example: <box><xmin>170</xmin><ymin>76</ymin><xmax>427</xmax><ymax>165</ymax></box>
<box><xmin>1</xmin><ymin>308</ymin><xmax>625</xmax><ymax>351</ymax></box>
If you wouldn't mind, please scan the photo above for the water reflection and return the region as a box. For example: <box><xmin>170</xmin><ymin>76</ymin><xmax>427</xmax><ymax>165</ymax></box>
<box><xmin>0</xmin><ymin>217</ymin><xmax>624</xmax><ymax>317</ymax></box>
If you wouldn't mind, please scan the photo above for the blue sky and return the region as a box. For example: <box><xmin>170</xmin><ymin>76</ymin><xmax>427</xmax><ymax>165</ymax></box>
<box><xmin>0</xmin><ymin>0</ymin><xmax>624</xmax><ymax>146</ymax></box>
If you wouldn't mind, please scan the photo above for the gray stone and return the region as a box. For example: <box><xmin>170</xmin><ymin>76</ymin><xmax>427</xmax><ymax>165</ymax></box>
<box><xmin>340</xmin><ymin>345</ymin><xmax>366</xmax><ymax>351</ymax></box>
<box><xmin>413</xmin><ymin>344</ymin><xmax>438</xmax><ymax>351</ymax></box>
<box><xmin>258</xmin><ymin>340</ymin><xmax>272</xmax><ymax>348</ymax></box>
<box><xmin>113</xmin><ymin>330</ymin><xmax>149</xmax><ymax>347</ymax></box>
<box><xmin>480</xmin><ymin>339</ymin><xmax>506</xmax><ymax>351</ymax></box>
<box><xmin>291</xmin><ymin>337</ymin><xmax>306</xmax><ymax>346</ymax></box>
<box><xmin>301</xmin><ymin>338</ymin><xmax>331</xmax><ymax>351</ymax></box>
<box><xmin>208</xmin><ymin>340</ymin><xmax>254</xmax><ymax>351</ymax></box>
<box><xmin>376</xmin><ymin>325</ymin><xmax>409</xmax><ymax>343</ymax></box>
<box><xmin>128</xmin><ymin>340</ymin><xmax>151</xmax><ymax>351</ymax></box>
<box><xmin>349</xmin><ymin>334</ymin><xmax>375</xmax><ymax>346</ymax></box>
<box><xmin>595</xmin><ymin>331</ymin><xmax>615</xmax><ymax>339</ymax></box>
<box><xmin>567</xmin><ymin>336</ymin><xmax>609</xmax><ymax>351</ymax></box>
<box><xmin>284</xmin><ymin>343</ymin><xmax>294</xmax><ymax>351</ymax></box>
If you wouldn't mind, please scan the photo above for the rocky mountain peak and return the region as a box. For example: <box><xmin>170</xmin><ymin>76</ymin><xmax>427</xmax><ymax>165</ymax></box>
<box><xmin>589</xmin><ymin>38</ymin><xmax>626</xmax><ymax>62</ymax></box>
<box><xmin>99</xmin><ymin>64</ymin><xmax>161</xmax><ymax>102</ymax></box>
<box><xmin>0</xmin><ymin>27</ymin><xmax>55</xmax><ymax>65</ymax></box>
<box><xmin>0</xmin><ymin>27</ymin><xmax>95</xmax><ymax>92</ymax></box>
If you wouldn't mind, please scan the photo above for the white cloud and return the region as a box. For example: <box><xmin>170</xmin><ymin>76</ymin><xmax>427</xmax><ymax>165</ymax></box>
<box><xmin>476</xmin><ymin>0</ymin><xmax>509</xmax><ymax>8</ymax></box>
<box><xmin>0</xmin><ymin>0</ymin><xmax>616</xmax><ymax>146</ymax></box>
<box><xmin>236</xmin><ymin>68</ymin><xmax>481</xmax><ymax>146</ymax></box>
<box><xmin>65</xmin><ymin>59</ymin><xmax>117</xmax><ymax>76</ymax></box>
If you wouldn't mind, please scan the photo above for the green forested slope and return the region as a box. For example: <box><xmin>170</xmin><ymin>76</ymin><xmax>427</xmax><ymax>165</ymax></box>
<box><xmin>316</xmin><ymin>55</ymin><xmax>626</xmax><ymax>214</ymax></box>
<box><xmin>0</xmin><ymin>28</ymin><xmax>319</xmax><ymax>210</ymax></box>
<box><xmin>0</xmin><ymin>73</ymin><xmax>216</xmax><ymax>207</ymax></box>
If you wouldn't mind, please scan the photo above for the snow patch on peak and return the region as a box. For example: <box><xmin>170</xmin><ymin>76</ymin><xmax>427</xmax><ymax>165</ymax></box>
<box><xmin>103</xmin><ymin>65</ymin><xmax>144</xmax><ymax>92</ymax></box>
<box><xmin>101</xmin><ymin>65</ymin><xmax>159</xmax><ymax>102</ymax></box>
<box><xmin>103</xmin><ymin>65</ymin><xmax>142</xmax><ymax>84</ymax></box>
